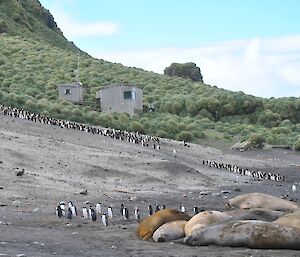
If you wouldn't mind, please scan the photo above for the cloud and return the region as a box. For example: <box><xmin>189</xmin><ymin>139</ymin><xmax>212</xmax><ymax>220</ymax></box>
<box><xmin>46</xmin><ymin>5</ymin><xmax>120</xmax><ymax>39</ymax></box>
<box><xmin>86</xmin><ymin>35</ymin><xmax>300</xmax><ymax>98</ymax></box>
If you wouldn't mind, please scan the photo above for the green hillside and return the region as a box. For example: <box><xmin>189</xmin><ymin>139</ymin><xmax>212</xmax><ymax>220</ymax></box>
<box><xmin>0</xmin><ymin>0</ymin><xmax>300</xmax><ymax>150</ymax></box>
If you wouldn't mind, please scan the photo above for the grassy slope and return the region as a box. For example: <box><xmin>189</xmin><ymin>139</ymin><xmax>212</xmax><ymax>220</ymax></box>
<box><xmin>0</xmin><ymin>0</ymin><xmax>300</xmax><ymax>150</ymax></box>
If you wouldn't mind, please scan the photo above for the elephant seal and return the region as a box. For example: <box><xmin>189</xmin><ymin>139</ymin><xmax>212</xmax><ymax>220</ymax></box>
<box><xmin>274</xmin><ymin>210</ymin><xmax>300</xmax><ymax>230</ymax></box>
<box><xmin>226</xmin><ymin>193</ymin><xmax>299</xmax><ymax>211</ymax></box>
<box><xmin>184</xmin><ymin>220</ymin><xmax>300</xmax><ymax>249</ymax></box>
<box><xmin>184</xmin><ymin>211</ymin><xmax>231</xmax><ymax>236</ymax></box>
<box><xmin>136</xmin><ymin>209</ymin><xmax>190</xmax><ymax>240</ymax></box>
<box><xmin>152</xmin><ymin>220</ymin><xmax>187</xmax><ymax>242</ymax></box>
<box><xmin>225</xmin><ymin>208</ymin><xmax>286</xmax><ymax>222</ymax></box>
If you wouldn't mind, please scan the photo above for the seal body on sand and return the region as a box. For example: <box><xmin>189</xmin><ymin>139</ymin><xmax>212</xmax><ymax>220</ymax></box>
<box><xmin>274</xmin><ymin>210</ymin><xmax>300</xmax><ymax>230</ymax></box>
<box><xmin>136</xmin><ymin>209</ymin><xmax>190</xmax><ymax>240</ymax></box>
<box><xmin>184</xmin><ymin>220</ymin><xmax>300</xmax><ymax>249</ymax></box>
<box><xmin>225</xmin><ymin>208</ymin><xmax>286</xmax><ymax>222</ymax></box>
<box><xmin>152</xmin><ymin>220</ymin><xmax>187</xmax><ymax>242</ymax></box>
<box><xmin>226</xmin><ymin>193</ymin><xmax>299</xmax><ymax>211</ymax></box>
<box><xmin>184</xmin><ymin>211</ymin><xmax>231</xmax><ymax>236</ymax></box>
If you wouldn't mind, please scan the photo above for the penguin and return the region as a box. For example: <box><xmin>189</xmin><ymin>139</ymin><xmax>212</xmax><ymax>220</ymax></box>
<box><xmin>101</xmin><ymin>213</ymin><xmax>108</xmax><ymax>226</ymax></box>
<box><xmin>82</xmin><ymin>206</ymin><xmax>88</xmax><ymax>219</ymax></box>
<box><xmin>88</xmin><ymin>206</ymin><xmax>93</xmax><ymax>219</ymax></box>
<box><xmin>162</xmin><ymin>204</ymin><xmax>166</xmax><ymax>209</ymax></box>
<box><xmin>122</xmin><ymin>207</ymin><xmax>129</xmax><ymax>220</ymax></box>
<box><xmin>292</xmin><ymin>185</ymin><xmax>297</xmax><ymax>192</ymax></box>
<box><xmin>193</xmin><ymin>206</ymin><xmax>199</xmax><ymax>215</ymax></box>
<box><xmin>56</xmin><ymin>205</ymin><xmax>63</xmax><ymax>218</ymax></box>
<box><xmin>148</xmin><ymin>204</ymin><xmax>153</xmax><ymax>216</ymax></box>
<box><xmin>180</xmin><ymin>205</ymin><xmax>186</xmax><ymax>212</ymax></box>
<box><xmin>155</xmin><ymin>204</ymin><xmax>160</xmax><ymax>212</ymax></box>
<box><xmin>134</xmin><ymin>206</ymin><xmax>140</xmax><ymax>221</ymax></box>
<box><xmin>96</xmin><ymin>202</ymin><xmax>102</xmax><ymax>215</ymax></box>
<box><xmin>120</xmin><ymin>203</ymin><xmax>124</xmax><ymax>216</ymax></box>
<box><xmin>91</xmin><ymin>208</ymin><xmax>97</xmax><ymax>221</ymax></box>
<box><xmin>59</xmin><ymin>201</ymin><xmax>66</xmax><ymax>216</ymax></box>
<box><xmin>67</xmin><ymin>207</ymin><xmax>73</xmax><ymax>220</ymax></box>
<box><xmin>68</xmin><ymin>201</ymin><xmax>77</xmax><ymax>217</ymax></box>
<box><xmin>107</xmin><ymin>207</ymin><xmax>114</xmax><ymax>219</ymax></box>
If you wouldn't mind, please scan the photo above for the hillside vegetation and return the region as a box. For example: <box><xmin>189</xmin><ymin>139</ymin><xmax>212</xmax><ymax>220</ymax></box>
<box><xmin>0</xmin><ymin>0</ymin><xmax>300</xmax><ymax>150</ymax></box>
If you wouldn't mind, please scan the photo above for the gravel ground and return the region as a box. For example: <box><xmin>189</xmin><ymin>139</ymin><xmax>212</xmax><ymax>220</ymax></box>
<box><xmin>0</xmin><ymin>114</ymin><xmax>299</xmax><ymax>257</ymax></box>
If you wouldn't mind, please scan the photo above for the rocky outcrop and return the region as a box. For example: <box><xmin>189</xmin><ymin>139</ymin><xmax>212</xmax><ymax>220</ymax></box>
<box><xmin>164</xmin><ymin>62</ymin><xmax>203</xmax><ymax>82</ymax></box>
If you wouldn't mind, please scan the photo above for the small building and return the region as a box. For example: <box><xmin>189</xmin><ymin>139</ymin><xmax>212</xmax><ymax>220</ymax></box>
<box><xmin>58</xmin><ymin>82</ymin><xmax>85</xmax><ymax>103</ymax></box>
<box><xmin>96</xmin><ymin>83</ymin><xmax>143</xmax><ymax>115</ymax></box>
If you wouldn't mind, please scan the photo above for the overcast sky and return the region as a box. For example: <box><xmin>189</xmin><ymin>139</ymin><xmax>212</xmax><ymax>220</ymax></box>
<box><xmin>39</xmin><ymin>0</ymin><xmax>300</xmax><ymax>98</ymax></box>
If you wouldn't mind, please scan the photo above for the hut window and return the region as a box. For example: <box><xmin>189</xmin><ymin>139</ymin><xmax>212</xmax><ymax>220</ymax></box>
<box><xmin>124</xmin><ymin>91</ymin><xmax>132</xmax><ymax>99</ymax></box>
<box><xmin>65</xmin><ymin>89</ymin><xmax>71</xmax><ymax>95</ymax></box>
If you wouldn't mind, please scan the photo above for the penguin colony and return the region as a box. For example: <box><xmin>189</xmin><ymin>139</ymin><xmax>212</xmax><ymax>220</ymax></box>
<box><xmin>55</xmin><ymin>201</ymin><xmax>201</xmax><ymax>226</ymax></box>
<box><xmin>202</xmin><ymin>159</ymin><xmax>286</xmax><ymax>182</ymax></box>
<box><xmin>0</xmin><ymin>105</ymin><xmax>161</xmax><ymax>149</ymax></box>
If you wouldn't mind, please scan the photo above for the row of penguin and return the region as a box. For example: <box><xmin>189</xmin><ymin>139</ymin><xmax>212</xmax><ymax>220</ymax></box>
<box><xmin>56</xmin><ymin>201</ymin><xmax>200</xmax><ymax>226</ymax></box>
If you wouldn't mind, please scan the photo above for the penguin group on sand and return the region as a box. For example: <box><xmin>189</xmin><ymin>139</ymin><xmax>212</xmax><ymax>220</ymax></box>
<box><xmin>55</xmin><ymin>201</ymin><xmax>203</xmax><ymax>226</ymax></box>
<box><xmin>202</xmin><ymin>159</ymin><xmax>286</xmax><ymax>182</ymax></box>
<box><xmin>0</xmin><ymin>104</ymin><xmax>161</xmax><ymax>150</ymax></box>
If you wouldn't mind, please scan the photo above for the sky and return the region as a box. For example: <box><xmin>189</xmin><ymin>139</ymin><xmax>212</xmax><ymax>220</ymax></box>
<box><xmin>39</xmin><ymin>0</ymin><xmax>300</xmax><ymax>98</ymax></box>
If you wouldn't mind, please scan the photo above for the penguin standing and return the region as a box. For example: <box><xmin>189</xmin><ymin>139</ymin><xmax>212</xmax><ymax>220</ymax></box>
<box><xmin>162</xmin><ymin>204</ymin><xmax>166</xmax><ymax>209</ymax></box>
<box><xmin>88</xmin><ymin>206</ymin><xmax>93</xmax><ymax>219</ymax></box>
<box><xmin>155</xmin><ymin>204</ymin><xmax>160</xmax><ymax>212</ymax></box>
<box><xmin>91</xmin><ymin>208</ymin><xmax>97</xmax><ymax>221</ymax></box>
<box><xmin>120</xmin><ymin>203</ymin><xmax>124</xmax><ymax>216</ymax></box>
<box><xmin>134</xmin><ymin>206</ymin><xmax>140</xmax><ymax>221</ymax></box>
<box><xmin>56</xmin><ymin>205</ymin><xmax>63</xmax><ymax>218</ymax></box>
<box><xmin>68</xmin><ymin>201</ymin><xmax>77</xmax><ymax>217</ymax></box>
<box><xmin>82</xmin><ymin>207</ymin><xmax>88</xmax><ymax>219</ymax></box>
<box><xmin>96</xmin><ymin>202</ymin><xmax>102</xmax><ymax>215</ymax></box>
<box><xmin>148</xmin><ymin>204</ymin><xmax>153</xmax><ymax>216</ymax></box>
<box><xmin>122</xmin><ymin>207</ymin><xmax>129</xmax><ymax>220</ymax></box>
<box><xmin>193</xmin><ymin>206</ymin><xmax>199</xmax><ymax>215</ymax></box>
<box><xmin>59</xmin><ymin>201</ymin><xmax>66</xmax><ymax>216</ymax></box>
<box><xmin>67</xmin><ymin>207</ymin><xmax>73</xmax><ymax>220</ymax></box>
<box><xmin>180</xmin><ymin>205</ymin><xmax>186</xmax><ymax>213</ymax></box>
<box><xmin>101</xmin><ymin>213</ymin><xmax>108</xmax><ymax>226</ymax></box>
<box><xmin>107</xmin><ymin>207</ymin><xmax>114</xmax><ymax>219</ymax></box>
<box><xmin>292</xmin><ymin>185</ymin><xmax>297</xmax><ymax>192</ymax></box>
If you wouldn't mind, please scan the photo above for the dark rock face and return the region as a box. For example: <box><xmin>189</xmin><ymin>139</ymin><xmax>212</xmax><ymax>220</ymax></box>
<box><xmin>164</xmin><ymin>62</ymin><xmax>203</xmax><ymax>82</ymax></box>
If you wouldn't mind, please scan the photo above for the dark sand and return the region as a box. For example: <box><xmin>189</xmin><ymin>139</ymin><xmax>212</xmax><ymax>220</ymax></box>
<box><xmin>0</xmin><ymin>114</ymin><xmax>300</xmax><ymax>257</ymax></box>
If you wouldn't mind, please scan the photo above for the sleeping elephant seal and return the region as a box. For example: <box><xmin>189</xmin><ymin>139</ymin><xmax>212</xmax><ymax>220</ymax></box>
<box><xmin>225</xmin><ymin>208</ymin><xmax>286</xmax><ymax>222</ymax></box>
<box><xmin>136</xmin><ymin>209</ymin><xmax>190</xmax><ymax>240</ymax></box>
<box><xmin>226</xmin><ymin>193</ymin><xmax>299</xmax><ymax>211</ymax></box>
<box><xmin>184</xmin><ymin>211</ymin><xmax>231</xmax><ymax>236</ymax></box>
<box><xmin>152</xmin><ymin>220</ymin><xmax>187</xmax><ymax>242</ymax></box>
<box><xmin>274</xmin><ymin>210</ymin><xmax>300</xmax><ymax>230</ymax></box>
<box><xmin>184</xmin><ymin>220</ymin><xmax>300</xmax><ymax>249</ymax></box>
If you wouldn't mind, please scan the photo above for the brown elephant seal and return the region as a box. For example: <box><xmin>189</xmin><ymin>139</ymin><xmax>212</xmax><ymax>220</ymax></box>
<box><xmin>136</xmin><ymin>209</ymin><xmax>190</xmax><ymax>240</ymax></box>
<box><xmin>274</xmin><ymin>210</ymin><xmax>300</xmax><ymax>230</ymax></box>
<box><xmin>226</xmin><ymin>193</ymin><xmax>299</xmax><ymax>211</ymax></box>
<box><xmin>152</xmin><ymin>220</ymin><xmax>187</xmax><ymax>242</ymax></box>
<box><xmin>184</xmin><ymin>220</ymin><xmax>300</xmax><ymax>249</ymax></box>
<box><xmin>225</xmin><ymin>208</ymin><xmax>286</xmax><ymax>222</ymax></box>
<box><xmin>184</xmin><ymin>211</ymin><xmax>231</xmax><ymax>236</ymax></box>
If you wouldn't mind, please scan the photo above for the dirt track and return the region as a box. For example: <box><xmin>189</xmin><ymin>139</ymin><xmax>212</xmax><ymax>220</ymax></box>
<box><xmin>0</xmin><ymin>114</ymin><xmax>300</xmax><ymax>257</ymax></box>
